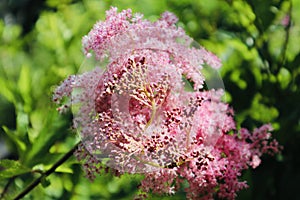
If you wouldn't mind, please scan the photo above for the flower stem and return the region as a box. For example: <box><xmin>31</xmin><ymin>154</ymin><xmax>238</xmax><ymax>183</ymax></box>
<box><xmin>13</xmin><ymin>142</ymin><xmax>80</xmax><ymax>200</ymax></box>
<box><xmin>144</xmin><ymin>101</ymin><xmax>157</xmax><ymax>130</ymax></box>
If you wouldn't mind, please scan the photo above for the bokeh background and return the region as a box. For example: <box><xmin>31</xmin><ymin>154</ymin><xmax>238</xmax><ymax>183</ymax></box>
<box><xmin>0</xmin><ymin>0</ymin><xmax>299</xmax><ymax>199</ymax></box>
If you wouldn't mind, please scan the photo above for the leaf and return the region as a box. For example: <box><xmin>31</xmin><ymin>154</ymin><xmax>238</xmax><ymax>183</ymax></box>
<box><xmin>17</xmin><ymin>64</ymin><xmax>32</xmax><ymax>112</ymax></box>
<box><xmin>24</xmin><ymin>111</ymin><xmax>71</xmax><ymax>167</ymax></box>
<box><xmin>277</xmin><ymin>67</ymin><xmax>292</xmax><ymax>89</ymax></box>
<box><xmin>16</xmin><ymin>107</ymin><xmax>30</xmax><ymax>136</ymax></box>
<box><xmin>0</xmin><ymin>78</ymin><xmax>16</xmax><ymax>104</ymax></box>
<box><xmin>0</xmin><ymin>159</ymin><xmax>31</xmax><ymax>178</ymax></box>
<box><xmin>41</xmin><ymin>177</ymin><xmax>51</xmax><ymax>188</ymax></box>
<box><xmin>248</xmin><ymin>0</ymin><xmax>280</xmax><ymax>32</ymax></box>
<box><xmin>55</xmin><ymin>165</ymin><xmax>73</xmax><ymax>174</ymax></box>
<box><xmin>2</xmin><ymin>126</ymin><xmax>27</xmax><ymax>154</ymax></box>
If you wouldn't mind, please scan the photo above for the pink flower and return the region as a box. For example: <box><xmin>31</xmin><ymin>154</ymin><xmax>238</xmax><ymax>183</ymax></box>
<box><xmin>281</xmin><ymin>15</ymin><xmax>290</xmax><ymax>27</ymax></box>
<box><xmin>54</xmin><ymin>7</ymin><xmax>282</xmax><ymax>200</ymax></box>
<box><xmin>250</xmin><ymin>155</ymin><xmax>261</xmax><ymax>169</ymax></box>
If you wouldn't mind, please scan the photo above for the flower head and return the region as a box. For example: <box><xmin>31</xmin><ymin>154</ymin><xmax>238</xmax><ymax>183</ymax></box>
<box><xmin>54</xmin><ymin>7</ymin><xmax>281</xmax><ymax>200</ymax></box>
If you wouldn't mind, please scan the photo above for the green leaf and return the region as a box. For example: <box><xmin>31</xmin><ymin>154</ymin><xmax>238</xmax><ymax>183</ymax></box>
<box><xmin>24</xmin><ymin>111</ymin><xmax>70</xmax><ymax>167</ymax></box>
<box><xmin>41</xmin><ymin>176</ymin><xmax>51</xmax><ymax>188</ymax></box>
<box><xmin>17</xmin><ymin>65</ymin><xmax>32</xmax><ymax>112</ymax></box>
<box><xmin>248</xmin><ymin>0</ymin><xmax>280</xmax><ymax>32</ymax></box>
<box><xmin>2</xmin><ymin>126</ymin><xmax>27</xmax><ymax>154</ymax></box>
<box><xmin>0</xmin><ymin>78</ymin><xmax>16</xmax><ymax>104</ymax></box>
<box><xmin>16</xmin><ymin>107</ymin><xmax>30</xmax><ymax>136</ymax></box>
<box><xmin>0</xmin><ymin>159</ymin><xmax>31</xmax><ymax>178</ymax></box>
<box><xmin>277</xmin><ymin>67</ymin><xmax>292</xmax><ymax>89</ymax></box>
<box><xmin>249</xmin><ymin>93</ymin><xmax>279</xmax><ymax>123</ymax></box>
<box><xmin>55</xmin><ymin>165</ymin><xmax>73</xmax><ymax>174</ymax></box>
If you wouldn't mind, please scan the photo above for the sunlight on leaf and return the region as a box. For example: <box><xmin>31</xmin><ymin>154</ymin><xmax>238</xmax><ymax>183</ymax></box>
<box><xmin>0</xmin><ymin>159</ymin><xmax>31</xmax><ymax>178</ymax></box>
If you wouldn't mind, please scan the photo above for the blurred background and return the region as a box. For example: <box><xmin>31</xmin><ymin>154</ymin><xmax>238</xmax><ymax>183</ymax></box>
<box><xmin>0</xmin><ymin>0</ymin><xmax>299</xmax><ymax>199</ymax></box>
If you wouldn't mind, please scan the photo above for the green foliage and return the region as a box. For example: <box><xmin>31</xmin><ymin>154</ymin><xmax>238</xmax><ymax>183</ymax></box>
<box><xmin>0</xmin><ymin>160</ymin><xmax>31</xmax><ymax>179</ymax></box>
<box><xmin>0</xmin><ymin>0</ymin><xmax>299</xmax><ymax>199</ymax></box>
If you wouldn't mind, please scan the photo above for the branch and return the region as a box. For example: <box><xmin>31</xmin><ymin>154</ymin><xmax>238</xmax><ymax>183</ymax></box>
<box><xmin>0</xmin><ymin>177</ymin><xmax>14</xmax><ymax>200</ymax></box>
<box><xmin>13</xmin><ymin>142</ymin><xmax>80</xmax><ymax>200</ymax></box>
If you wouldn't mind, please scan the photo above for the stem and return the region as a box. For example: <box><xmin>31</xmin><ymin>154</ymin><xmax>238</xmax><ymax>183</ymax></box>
<box><xmin>13</xmin><ymin>142</ymin><xmax>80</xmax><ymax>200</ymax></box>
<box><xmin>144</xmin><ymin>101</ymin><xmax>157</xmax><ymax>130</ymax></box>
<box><xmin>0</xmin><ymin>177</ymin><xmax>14</xmax><ymax>200</ymax></box>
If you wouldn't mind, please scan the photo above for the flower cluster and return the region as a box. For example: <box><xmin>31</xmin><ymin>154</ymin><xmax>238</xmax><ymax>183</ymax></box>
<box><xmin>54</xmin><ymin>7</ymin><xmax>281</xmax><ymax>200</ymax></box>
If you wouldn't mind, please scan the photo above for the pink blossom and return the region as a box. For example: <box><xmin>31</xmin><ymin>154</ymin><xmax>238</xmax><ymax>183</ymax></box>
<box><xmin>281</xmin><ymin>15</ymin><xmax>290</xmax><ymax>27</ymax></box>
<box><xmin>54</xmin><ymin>7</ymin><xmax>282</xmax><ymax>200</ymax></box>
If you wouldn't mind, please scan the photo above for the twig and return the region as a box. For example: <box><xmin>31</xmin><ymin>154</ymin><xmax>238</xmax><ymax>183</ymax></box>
<box><xmin>0</xmin><ymin>177</ymin><xmax>14</xmax><ymax>199</ymax></box>
<box><xmin>13</xmin><ymin>142</ymin><xmax>80</xmax><ymax>200</ymax></box>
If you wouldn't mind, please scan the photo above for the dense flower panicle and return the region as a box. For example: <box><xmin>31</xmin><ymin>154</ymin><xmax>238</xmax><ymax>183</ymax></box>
<box><xmin>82</xmin><ymin>7</ymin><xmax>220</xmax><ymax>90</ymax></box>
<box><xmin>54</xmin><ymin>7</ymin><xmax>282</xmax><ymax>200</ymax></box>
